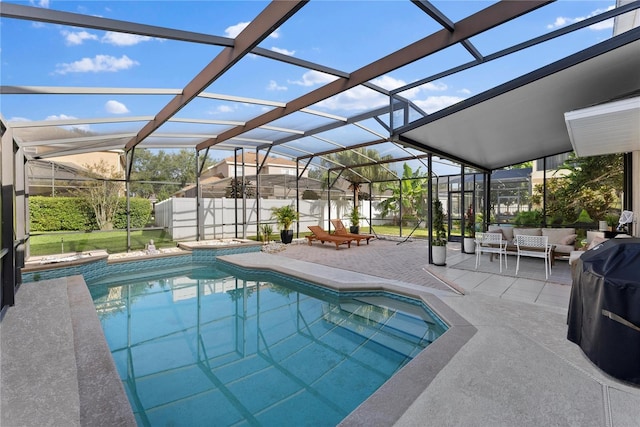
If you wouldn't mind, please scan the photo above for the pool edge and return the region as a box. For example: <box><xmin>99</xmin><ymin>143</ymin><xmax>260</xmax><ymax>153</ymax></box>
<box><xmin>67</xmin><ymin>275</ymin><xmax>137</xmax><ymax>427</ymax></box>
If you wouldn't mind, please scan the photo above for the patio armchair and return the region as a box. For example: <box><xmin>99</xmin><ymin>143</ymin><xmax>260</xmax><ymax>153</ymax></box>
<box><xmin>514</xmin><ymin>234</ymin><xmax>552</xmax><ymax>279</ymax></box>
<box><xmin>475</xmin><ymin>232</ymin><xmax>508</xmax><ymax>273</ymax></box>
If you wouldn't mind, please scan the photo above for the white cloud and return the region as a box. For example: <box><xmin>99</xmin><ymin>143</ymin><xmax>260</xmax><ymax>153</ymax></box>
<box><xmin>267</xmin><ymin>80</ymin><xmax>287</xmax><ymax>91</ymax></box>
<box><xmin>271</xmin><ymin>47</ymin><xmax>295</xmax><ymax>56</ymax></box>
<box><xmin>216</xmin><ymin>105</ymin><xmax>235</xmax><ymax>113</ymax></box>
<box><xmin>102</xmin><ymin>32</ymin><xmax>153</xmax><ymax>46</ymax></box>
<box><xmin>30</xmin><ymin>0</ymin><xmax>50</xmax><ymax>7</ymax></box>
<box><xmin>547</xmin><ymin>5</ymin><xmax>615</xmax><ymax>30</ymax></box>
<box><xmin>55</xmin><ymin>54</ymin><xmax>139</xmax><ymax>74</ymax></box>
<box><xmin>589</xmin><ymin>19</ymin><xmax>614</xmax><ymax>31</ymax></box>
<box><xmin>225</xmin><ymin>22</ymin><xmax>249</xmax><ymax>38</ymax></box>
<box><xmin>458</xmin><ymin>88</ymin><xmax>472</xmax><ymax>95</ymax></box>
<box><xmin>46</xmin><ymin>114</ymin><xmax>77</xmax><ymax>121</ymax></box>
<box><xmin>372</xmin><ymin>75</ymin><xmax>447</xmax><ymax>94</ymax></box>
<box><xmin>371</xmin><ymin>75</ymin><xmax>407</xmax><ymax>91</ymax></box>
<box><xmin>45</xmin><ymin>114</ymin><xmax>90</xmax><ymax>131</ymax></box>
<box><xmin>105</xmin><ymin>100</ymin><xmax>129</xmax><ymax>114</ymax></box>
<box><xmin>225</xmin><ymin>22</ymin><xmax>280</xmax><ymax>39</ymax></box>
<box><xmin>420</xmin><ymin>81</ymin><xmax>448</xmax><ymax>92</ymax></box>
<box><xmin>413</xmin><ymin>96</ymin><xmax>465</xmax><ymax>114</ymax></box>
<box><xmin>317</xmin><ymin>86</ymin><xmax>388</xmax><ymax>111</ymax></box>
<box><xmin>288</xmin><ymin>70</ymin><xmax>338</xmax><ymax>87</ymax></box>
<box><xmin>61</xmin><ymin>30</ymin><xmax>98</xmax><ymax>46</ymax></box>
<box><xmin>296</xmin><ymin>73</ymin><xmax>454</xmax><ymax>112</ymax></box>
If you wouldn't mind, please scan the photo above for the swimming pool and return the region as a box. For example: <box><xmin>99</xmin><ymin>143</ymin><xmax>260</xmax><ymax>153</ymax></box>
<box><xmin>89</xmin><ymin>264</ymin><xmax>447</xmax><ymax>426</ymax></box>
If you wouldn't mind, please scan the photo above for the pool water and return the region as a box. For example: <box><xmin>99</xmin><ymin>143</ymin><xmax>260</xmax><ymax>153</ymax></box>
<box><xmin>89</xmin><ymin>265</ymin><xmax>446</xmax><ymax>426</ymax></box>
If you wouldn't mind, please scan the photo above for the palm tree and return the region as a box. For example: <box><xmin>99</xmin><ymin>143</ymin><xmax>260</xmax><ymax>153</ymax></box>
<box><xmin>378</xmin><ymin>163</ymin><xmax>428</xmax><ymax>224</ymax></box>
<box><xmin>316</xmin><ymin>147</ymin><xmax>395</xmax><ymax>209</ymax></box>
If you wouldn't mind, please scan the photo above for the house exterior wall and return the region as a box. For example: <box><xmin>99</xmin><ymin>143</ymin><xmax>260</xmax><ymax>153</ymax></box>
<box><xmin>48</xmin><ymin>151</ymin><xmax>123</xmax><ymax>174</ymax></box>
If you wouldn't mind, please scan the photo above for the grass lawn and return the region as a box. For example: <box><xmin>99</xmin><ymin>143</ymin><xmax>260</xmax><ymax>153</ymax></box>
<box><xmin>28</xmin><ymin>225</ymin><xmax>439</xmax><ymax>256</ymax></box>
<box><xmin>371</xmin><ymin>225</ymin><xmax>429</xmax><ymax>238</ymax></box>
<box><xmin>29</xmin><ymin>229</ymin><xmax>175</xmax><ymax>256</ymax></box>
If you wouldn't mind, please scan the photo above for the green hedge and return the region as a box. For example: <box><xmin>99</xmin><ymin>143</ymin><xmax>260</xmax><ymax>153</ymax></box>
<box><xmin>30</xmin><ymin>196</ymin><xmax>152</xmax><ymax>231</ymax></box>
<box><xmin>113</xmin><ymin>198</ymin><xmax>152</xmax><ymax>229</ymax></box>
<box><xmin>30</xmin><ymin>197</ymin><xmax>94</xmax><ymax>231</ymax></box>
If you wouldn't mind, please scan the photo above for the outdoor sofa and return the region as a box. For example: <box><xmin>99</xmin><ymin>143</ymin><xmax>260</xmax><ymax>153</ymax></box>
<box><xmin>487</xmin><ymin>225</ymin><xmax>578</xmax><ymax>262</ymax></box>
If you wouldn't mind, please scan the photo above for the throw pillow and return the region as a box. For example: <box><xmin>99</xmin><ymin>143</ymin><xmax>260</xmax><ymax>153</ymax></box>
<box><xmin>560</xmin><ymin>234</ymin><xmax>577</xmax><ymax>245</ymax></box>
<box><xmin>587</xmin><ymin>236</ymin><xmax>607</xmax><ymax>250</ymax></box>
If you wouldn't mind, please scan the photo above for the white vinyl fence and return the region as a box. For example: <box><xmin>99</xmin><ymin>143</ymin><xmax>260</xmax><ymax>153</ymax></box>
<box><xmin>154</xmin><ymin>197</ymin><xmax>381</xmax><ymax>240</ymax></box>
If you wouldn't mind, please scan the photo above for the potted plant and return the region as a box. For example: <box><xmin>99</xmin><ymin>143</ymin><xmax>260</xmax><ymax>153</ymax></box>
<box><xmin>271</xmin><ymin>204</ymin><xmax>298</xmax><ymax>244</ymax></box>
<box><xmin>463</xmin><ymin>205</ymin><xmax>475</xmax><ymax>254</ymax></box>
<box><xmin>605</xmin><ymin>213</ymin><xmax>619</xmax><ymax>231</ymax></box>
<box><xmin>431</xmin><ymin>198</ymin><xmax>447</xmax><ymax>265</ymax></box>
<box><xmin>349</xmin><ymin>206</ymin><xmax>360</xmax><ymax>234</ymax></box>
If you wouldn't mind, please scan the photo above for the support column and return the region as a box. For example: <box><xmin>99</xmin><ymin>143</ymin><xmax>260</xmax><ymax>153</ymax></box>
<box><xmin>196</xmin><ymin>150</ymin><xmax>202</xmax><ymax>241</ymax></box>
<box><xmin>1</xmin><ymin>123</ymin><xmax>16</xmax><ymax>308</ymax></box>
<box><xmin>15</xmin><ymin>147</ymin><xmax>27</xmax><ymax>274</ymax></box>
<box><xmin>630</xmin><ymin>152</ymin><xmax>639</xmax><ymax>237</ymax></box>
<box><xmin>427</xmin><ymin>154</ymin><xmax>433</xmax><ymax>264</ymax></box>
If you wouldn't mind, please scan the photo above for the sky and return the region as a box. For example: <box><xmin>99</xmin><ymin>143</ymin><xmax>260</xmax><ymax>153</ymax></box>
<box><xmin>0</xmin><ymin>0</ymin><xmax>620</xmax><ymax>172</ymax></box>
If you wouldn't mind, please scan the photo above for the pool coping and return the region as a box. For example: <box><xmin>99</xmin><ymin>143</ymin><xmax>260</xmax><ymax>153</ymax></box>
<box><xmin>66</xmin><ymin>276</ymin><xmax>138</xmax><ymax>426</ymax></box>
<box><xmin>216</xmin><ymin>252</ymin><xmax>477</xmax><ymax>426</ymax></box>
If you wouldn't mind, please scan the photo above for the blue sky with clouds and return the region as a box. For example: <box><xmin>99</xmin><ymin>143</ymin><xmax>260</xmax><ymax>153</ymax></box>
<box><xmin>1</xmin><ymin>0</ymin><xmax>618</xmax><ymax>149</ymax></box>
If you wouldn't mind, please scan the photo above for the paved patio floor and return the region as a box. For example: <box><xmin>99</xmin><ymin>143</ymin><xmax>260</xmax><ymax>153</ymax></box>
<box><xmin>266</xmin><ymin>237</ymin><xmax>640</xmax><ymax>426</ymax></box>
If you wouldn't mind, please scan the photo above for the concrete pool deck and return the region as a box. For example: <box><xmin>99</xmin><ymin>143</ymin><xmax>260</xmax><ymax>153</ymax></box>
<box><xmin>1</xmin><ymin>238</ymin><xmax>639</xmax><ymax>426</ymax></box>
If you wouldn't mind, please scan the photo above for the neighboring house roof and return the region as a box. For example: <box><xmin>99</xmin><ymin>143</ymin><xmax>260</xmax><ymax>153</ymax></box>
<box><xmin>210</xmin><ymin>152</ymin><xmax>298</xmax><ymax>170</ymax></box>
<box><xmin>490</xmin><ymin>168</ymin><xmax>532</xmax><ymax>180</ymax></box>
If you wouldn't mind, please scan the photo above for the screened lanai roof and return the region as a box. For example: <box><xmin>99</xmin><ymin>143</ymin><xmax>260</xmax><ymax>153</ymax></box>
<box><xmin>2</xmin><ymin>0</ymin><xmax>639</xmax><ymax>177</ymax></box>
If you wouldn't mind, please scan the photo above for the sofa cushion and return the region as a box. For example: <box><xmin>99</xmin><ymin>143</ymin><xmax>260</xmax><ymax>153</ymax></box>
<box><xmin>513</xmin><ymin>228</ymin><xmax>542</xmax><ymax>238</ymax></box>
<box><xmin>542</xmin><ymin>227</ymin><xmax>576</xmax><ymax>245</ymax></box>
<box><xmin>554</xmin><ymin>244</ymin><xmax>575</xmax><ymax>255</ymax></box>
<box><xmin>560</xmin><ymin>234</ymin><xmax>577</xmax><ymax>245</ymax></box>
<box><xmin>488</xmin><ymin>225</ymin><xmax>513</xmax><ymax>242</ymax></box>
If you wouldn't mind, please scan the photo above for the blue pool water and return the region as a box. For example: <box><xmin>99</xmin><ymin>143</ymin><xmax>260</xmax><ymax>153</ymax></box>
<box><xmin>89</xmin><ymin>263</ymin><xmax>446</xmax><ymax>426</ymax></box>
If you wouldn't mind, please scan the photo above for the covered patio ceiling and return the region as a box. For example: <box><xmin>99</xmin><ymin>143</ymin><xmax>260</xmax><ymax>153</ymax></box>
<box><xmin>2</xmin><ymin>1</ymin><xmax>639</xmax><ymax>176</ymax></box>
<box><xmin>396</xmin><ymin>27</ymin><xmax>640</xmax><ymax>171</ymax></box>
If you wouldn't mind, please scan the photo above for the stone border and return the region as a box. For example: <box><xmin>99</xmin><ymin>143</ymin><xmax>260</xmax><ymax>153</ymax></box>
<box><xmin>67</xmin><ymin>276</ymin><xmax>137</xmax><ymax>426</ymax></box>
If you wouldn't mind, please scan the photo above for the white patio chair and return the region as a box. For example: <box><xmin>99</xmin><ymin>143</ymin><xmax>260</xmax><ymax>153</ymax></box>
<box><xmin>475</xmin><ymin>232</ymin><xmax>507</xmax><ymax>273</ymax></box>
<box><xmin>514</xmin><ymin>234</ymin><xmax>552</xmax><ymax>279</ymax></box>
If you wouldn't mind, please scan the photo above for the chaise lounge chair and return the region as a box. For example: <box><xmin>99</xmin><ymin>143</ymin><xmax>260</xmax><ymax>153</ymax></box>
<box><xmin>329</xmin><ymin>219</ymin><xmax>375</xmax><ymax>245</ymax></box>
<box><xmin>307</xmin><ymin>226</ymin><xmax>355</xmax><ymax>250</ymax></box>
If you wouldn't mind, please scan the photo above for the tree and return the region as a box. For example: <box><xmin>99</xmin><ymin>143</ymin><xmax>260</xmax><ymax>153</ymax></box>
<box><xmin>130</xmin><ymin>149</ymin><xmax>216</xmax><ymax>201</ymax></box>
<box><xmin>532</xmin><ymin>153</ymin><xmax>623</xmax><ymax>223</ymax></box>
<box><xmin>317</xmin><ymin>147</ymin><xmax>395</xmax><ymax>208</ymax></box>
<box><xmin>377</xmin><ymin>163</ymin><xmax>428</xmax><ymax>224</ymax></box>
<box><xmin>75</xmin><ymin>160</ymin><xmax>124</xmax><ymax>230</ymax></box>
<box><xmin>225</xmin><ymin>178</ymin><xmax>256</xmax><ymax>198</ymax></box>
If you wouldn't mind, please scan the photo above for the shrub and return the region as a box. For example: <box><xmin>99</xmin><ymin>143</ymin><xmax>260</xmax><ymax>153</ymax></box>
<box><xmin>113</xmin><ymin>198</ymin><xmax>152</xmax><ymax>229</ymax></box>
<box><xmin>30</xmin><ymin>196</ymin><xmax>151</xmax><ymax>231</ymax></box>
<box><xmin>29</xmin><ymin>196</ymin><xmax>94</xmax><ymax>231</ymax></box>
<box><xmin>513</xmin><ymin>210</ymin><xmax>543</xmax><ymax>227</ymax></box>
<box><xmin>301</xmin><ymin>189</ymin><xmax>320</xmax><ymax>200</ymax></box>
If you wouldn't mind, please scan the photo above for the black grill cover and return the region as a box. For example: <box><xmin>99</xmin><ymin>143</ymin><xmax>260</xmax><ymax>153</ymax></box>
<box><xmin>567</xmin><ymin>238</ymin><xmax>640</xmax><ymax>385</ymax></box>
